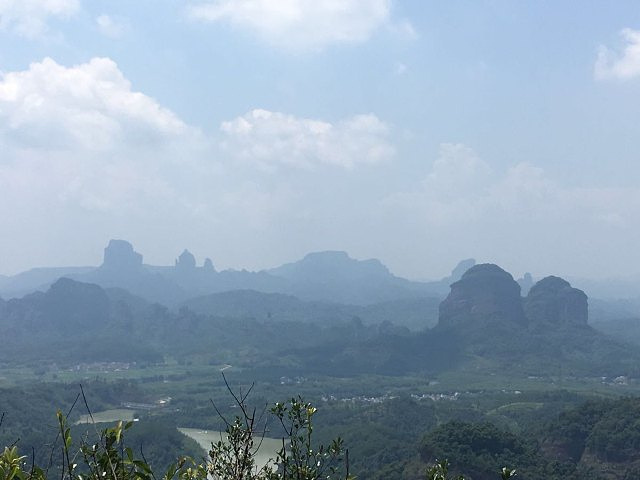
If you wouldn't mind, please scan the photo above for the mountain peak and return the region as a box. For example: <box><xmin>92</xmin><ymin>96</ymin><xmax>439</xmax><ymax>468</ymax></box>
<box><xmin>102</xmin><ymin>239</ymin><xmax>143</xmax><ymax>270</ymax></box>
<box><xmin>524</xmin><ymin>275</ymin><xmax>587</xmax><ymax>327</ymax></box>
<box><xmin>203</xmin><ymin>257</ymin><xmax>215</xmax><ymax>271</ymax></box>
<box><xmin>264</xmin><ymin>251</ymin><xmax>430</xmax><ymax>304</ymax></box>
<box><xmin>271</xmin><ymin>251</ymin><xmax>390</xmax><ymax>280</ymax></box>
<box><xmin>438</xmin><ymin>263</ymin><xmax>526</xmax><ymax>328</ymax></box>
<box><xmin>302</xmin><ymin>250</ymin><xmax>351</xmax><ymax>262</ymax></box>
<box><xmin>449</xmin><ymin>258</ymin><xmax>476</xmax><ymax>282</ymax></box>
<box><xmin>460</xmin><ymin>263</ymin><xmax>516</xmax><ymax>282</ymax></box>
<box><xmin>175</xmin><ymin>249</ymin><xmax>196</xmax><ymax>270</ymax></box>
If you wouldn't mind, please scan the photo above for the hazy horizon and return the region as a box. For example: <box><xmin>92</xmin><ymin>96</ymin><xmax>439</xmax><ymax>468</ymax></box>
<box><xmin>4</xmin><ymin>239</ymin><xmax>640</xmax><ymax>287</ymax></box>
<box><xmin>2</xmin><ymin>1</ymin><xmax>640</xmax><ymax>281</ymax></box>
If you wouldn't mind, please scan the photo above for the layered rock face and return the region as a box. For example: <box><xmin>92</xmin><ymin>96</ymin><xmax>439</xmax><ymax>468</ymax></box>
<box><xmin>203</xmin><ymin>258</ymin><xmax>215</xmax><ymax>272</ymax></box>
<box><xmin>439</xmin><ymin>264</ymin><xmax>526</xmax><ymax>328</ymax></box>
<box><xmin>517</xmin><ymin>272</ymin><xmax>534</xmax><ymax>296</ymax></box>
<box><xmin>438</xmin><ymin>265</ymin><xmax>588</xmax><ymax>331</ymax></box>
<box><xmin>449</xmin><ymin>258</ymin><xmax>476</xmax><ymax>283</ymax></box>
<box><xmin>524</xmin><ymin>276</ymin><xmax>587</xmax><ymax>327</ymax></box>
<box><xmin>175</xmin><ymin>249</ymin><xmax>196</xmax><ymax>270</ymax></box>
<box><xmin>102</xmin><ymin>239</ymin><xmax>143</xmax><ymax>270</ymax></box>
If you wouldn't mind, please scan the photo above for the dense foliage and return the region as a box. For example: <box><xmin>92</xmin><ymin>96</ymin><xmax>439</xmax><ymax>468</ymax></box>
<box><xmin>4</xmin><ymin>268</ymin><xmax>640</xmax><ymax>480</ymax></box>
<box><xmin>0</xmin><ymin>395</ymin><xmax>354</xmax><ymax>480</ymax></box>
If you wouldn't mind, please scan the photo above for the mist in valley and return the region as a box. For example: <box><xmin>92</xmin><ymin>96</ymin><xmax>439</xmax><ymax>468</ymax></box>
<box><xmin>2</xmin><ymin>2</ymin><xmax>640</xmax><ymax>479</ymax></box>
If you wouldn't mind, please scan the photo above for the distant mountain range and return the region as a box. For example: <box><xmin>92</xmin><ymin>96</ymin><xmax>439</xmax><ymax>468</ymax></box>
<box><xmin>181</xmin><ymin>289</ymin><xmax>441</xmax><ymax>331</ymax></box>
<box><xmin>4</xmin><ymin>239</ymin><xmax>640</xmax><ymax>312</ymax></box>
<box><xmin>2</xmin><ymin>259</ymin><xmax>640</xmax><ymax>378</ymax></box>
<box><xmin>0</xmin><ymin>239</ymin><xmax>463</xmax><ymax>306</ymax></box>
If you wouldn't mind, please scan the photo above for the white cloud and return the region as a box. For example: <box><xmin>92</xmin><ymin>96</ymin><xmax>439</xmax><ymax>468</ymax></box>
<box><xmin>0</xmin><ymin>58</ymin><xmax>394</xmax><ymax>231</ymax></box>
<box><xmin>423</xmin><ymin>143</ymin><xmax>492</xmax><ymax>200</ymax></box>
<box><xmin>96</xmin><ymin>14</ymin><xmax>127</xmax><ymax>39</ymax></box>
<box><xmin>220</xmin><ymin>109</ymin><xmax>394</xmax><ymax>169</ymax></box>
<box><xmin>0</xmin><ymin>57</ymin><xmax>197</xmax><ymax>151</ymax></box>
<box><xmin>186</xmin><ymin>0</ymin><xmax>400</xmax><ymax>50</ymax></box>
<box><xmin>595</xmin><ymin>28</ymin><xmax>640</xmax><ymax>80</ymax></box>
<box><xmin>0</xmin><ymin>57</ymin><xmax>207</xmax><ymax>217</ymax></box>
<box><xmin>382</xmin><ymin>144</ymin><xmax>640</xmax><ymax>276</ymax></box>
<box><xmin>0</xmin><ymin>56</ymin><xmax>404</xmax><ymax>276</ymax></box>
<box><xmin>0</xmin><ymin>0</ymin><xmax>79</xmax><ymax>37</ymax></box>
<box><xmin>387</xmin><ymin>144</ymin><xmax>640</xmax><ymax>228</ymax></box>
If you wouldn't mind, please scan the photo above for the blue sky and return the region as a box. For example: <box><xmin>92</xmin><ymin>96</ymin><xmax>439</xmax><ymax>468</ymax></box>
<box><xmin>1</xmin><ymin>0</ymin><xmax>640</xmax><ymax>280</ymax></box>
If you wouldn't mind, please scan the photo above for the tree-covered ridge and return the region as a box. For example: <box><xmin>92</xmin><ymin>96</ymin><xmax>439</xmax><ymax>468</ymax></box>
<box><xmin>402</xmin><ymin>397</ymin><xmax>640</xmax><ymax>480</ymax></box>
<box><xmin>4</xmin><ymin>377</ymin><xmax>640</xmax><ymax>479</ymax></box>
<box><xmin>0</xmin><ymin>392</ymin><xmax>358</xmax><ymax>480</ymax></box>
<box><xmin>3</xmin><ymin>261</ymin><xmax>640</xmax><ymax>379</ymax></box>
<box><xmin>3</xmin><ymin>258</ymin><xmax>640</xmax><ymax>479</ymax></box>
<box><xmin>0</xmin><ymin>392</ymin><xmax>524</xmax><ymax>480</ymax></box>
<box><xmin>12</xmin><ymin>394</ymin><xmax>640</xmax><ymax>480</ymax></box>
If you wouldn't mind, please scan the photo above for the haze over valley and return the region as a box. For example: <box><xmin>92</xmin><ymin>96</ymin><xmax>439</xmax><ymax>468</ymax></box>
<box><xmin>3</xmin><ymin>241</ymin><xmax>640</xmax><ymax>478</ymax></box>
<box><xmin>3</xmin><ymin>1</ymin><xmax>640</xmax><ymax>479</ymax></box>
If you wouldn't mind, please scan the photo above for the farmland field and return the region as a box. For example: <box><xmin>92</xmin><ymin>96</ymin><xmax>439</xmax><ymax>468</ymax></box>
<box><xmin>76</xmin><ymin>409</ymin><xmax>137</xmax><ymax>424</ymax></box>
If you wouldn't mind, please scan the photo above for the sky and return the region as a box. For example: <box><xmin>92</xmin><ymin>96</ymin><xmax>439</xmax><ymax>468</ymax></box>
<box><xmin>1</xmin><ymin>0</ymin><xmax>640</xmax><ymax>280</ymax></box>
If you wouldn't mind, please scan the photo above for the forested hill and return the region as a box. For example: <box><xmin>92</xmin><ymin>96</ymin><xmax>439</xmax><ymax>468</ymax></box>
<box><xmin>0</xmin><ymin>277</ymin><xmax>452</xmax><ymax>374</ymax></box>
<box><xmin>432</xmin><ymin>264</ymin><xmax>640</xmax><ymax>377</ymax></box>
<box><xmin>2</xmin><ymin>264</ymin><xmax>640</xmax><ymax>379</ymax></box>
<box><xmin>180</xmin><ymin>289</ymin><xmax>440</xmax><ymax>331</ymax></box>
<box><xmin>412</xmin><ymin>396</ymin><xmax>640</xmax><ymax>480</ymax></box>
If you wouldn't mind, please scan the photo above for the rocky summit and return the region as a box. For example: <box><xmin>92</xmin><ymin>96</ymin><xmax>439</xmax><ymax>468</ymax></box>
<box><xmin>175</xmin><ymin>249</ymin><xmax>196</xmax><ymax>270</ymax></box>
<box><xmin>524</xmin><ymin>275</ymin><xmax>588</xmax><ymax>327</ymax></box>
<box><xmin>438</xmin><ymin>263</ymin><xmax>526</xmax><ymax>328</ymax></box>
<box><xmin>102</xmin><ymin>239</ymin><xmax>143</xmax><ymax>271</ymax></box>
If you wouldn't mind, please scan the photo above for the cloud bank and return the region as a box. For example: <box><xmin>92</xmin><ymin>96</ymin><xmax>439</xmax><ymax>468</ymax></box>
<box><xmin>2</xmin><ymin>56</ymin><xmax>639</xmax><ymax>279</ymax></box>
<box><xmin>0</xmin><ymin>0</ymin><xmax>79</xmax><ymax>37</ymax></box>
<box><xmin>0</xmin><ymin>57</ymin><xmax>395</xmax><ymax>272</ymax></box>
<box><xmin>220</xmin><ymin>109</ymin><xmax>394</xmax><ymax>169</ymax></box>
<box><xmin>381</xmin><ymin>144</ymin><xmax>640</xmax><ymax>277</ymax></box>
<box><xmin>386</xmin><ymin>143</ymin><xmax>640</xmax><ymax>230</ymax></box>
<box><xmin>186</xmin><ymin>0</ymin><xmax>395</xmax><ymax>50</ymax></box>
<box><xmin>0</xmin><ymin>57</ymin><xmax>206</xmax><ymax>218</ymax></box>
<box><xmin>595</xmin><ymin>28</ymin><xmax>640</xmax><ymax>80</ymax></box>
<box><xmin>0</xmin><ymin>57</ymin><xmax>196</xmax><ymax>152</ymax></box>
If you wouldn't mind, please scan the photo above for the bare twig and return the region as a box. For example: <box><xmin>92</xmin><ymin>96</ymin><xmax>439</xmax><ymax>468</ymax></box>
<box><xmin>46</xmin><ymin>393</ymin><xmax>81</xmax><ymax>475</ymax></box>
<box><xmin>66</xmin><ymin>393</ymin><xmax>80</xmax><ymax>420</ymax></box>
<box><xmin>79</xmin><ymin>384</ymin><xmax>94</xmax><ymax>424</ymax></box>
<box><xmin>345</xmin><ymin>449</ymin><xmax>350</xmax><ymax>480</ymax></box>
<box><xmin>140</xmin><ymin>445</ymin><xmax>159</xmax><ymax>480</ymax></box>
<box><xmin>210</xmin><ymin>398</ymin><xmax>231</xmax><ymax>429</ymax></box>
<box><xmin>221</xmin><ymin>372</ymin><xmax>255</xmax><ymax>424</ymax></box>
